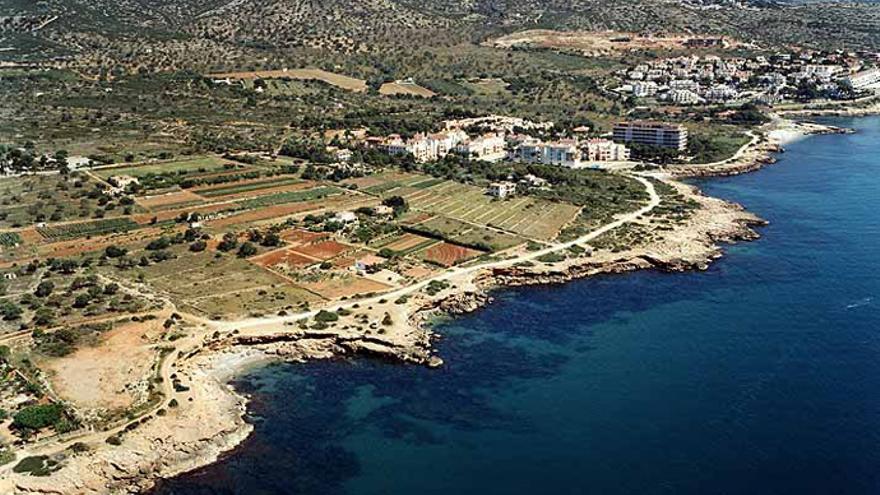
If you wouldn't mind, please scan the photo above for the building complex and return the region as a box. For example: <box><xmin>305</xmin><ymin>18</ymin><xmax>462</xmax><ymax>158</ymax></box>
<box><xmin>612</xmin><ymin>122</ymin><xmax>688</xmax><ymax>150</ymax></box>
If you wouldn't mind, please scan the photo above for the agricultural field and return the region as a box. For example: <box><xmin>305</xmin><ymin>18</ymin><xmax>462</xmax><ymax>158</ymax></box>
<box><xmin>293</xmin><ymin>270</ymin><xmax>392</xmax><ymax>300</ymax></box>
<box><xmin>409</xmin><ymin>216</ymin><xmax>524</xmax><ymax>252</ymax></box>
<box><xmin>291</xmin><ymin>240</ymin><xmax>352</xmax><ymax>260</ymax></box>
<box><xmin>191</xmin><ymin>176</ymin><xmax>303</xmax><ymax>198</ymax></box>
<box><xmin>105</xmin><ymin>248</ymin><xmax>322</xmax><ymax>318</ymax></box>
<box><xmin>239</xmin><ymin>78</ymin><xmax>315</xmax><ymax>97</ymax></box>
<box><xmin>235</xmin><ymin>186</ymin><xmax>342</xmax><ymax>209</ymax></box>
<box><xmin>0</xmin><ymin>174</ymin><xmax>108</xmax><ymax>229</ymax></box>
<box><xmin>208</xmin><ymin>68</ymin><xmax>368</xmax><ymax>92</ymax></box>
<box><xmin>379</xmin><ymin>81</ymin><xmax>436</xmax><ymax>98</ymax></box>
<box><xmin>250</xmin><ymin>248</ymin><xmax>319</xmax><ymax>269</ymax></box>
<box><xmin>36</xmin><ymin>218</ymin><xmax>140</xmax><ymax>241</ymax></box>
<box><xmin>418</xmin><ymin>242</ymin><xmax>482</xmax><ymax>267</ymax></box>
<box><xmin>373</xmin><ymin>232</ymin><xmax>438</xmax><ymax>255</ymax></box>
<box><xmin>403</xmin><ymin>180</ymin><xmax>581</xmax><ymax>241</ymax></box>
<box><xmin>93</xmin><ymin>155</ymin><xmax>241</xmax><ymax>180</ymax></box>
<box><xmin>459</xmin><ymin>78</ymin><xmax>510</xmax><ymax>96</ymax></box>
<box><xmin>0</xmin><ymin>232</ymin><xmax>22</xmax><ymax>247</ymax></box>
<box><xmin>135</xmin><ymin>190</ymin><xmax>206</xmax><ymax>211</ymax></box>
<box><xmin>355</xmin><ymin>173</ymin><xmax>435</xmax><ymax>196</ymax></box>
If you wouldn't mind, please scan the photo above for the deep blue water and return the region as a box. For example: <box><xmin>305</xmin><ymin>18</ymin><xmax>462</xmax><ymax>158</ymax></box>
<box><xmin>152</xmin><ymin>117</ymin><xmax>880</xmax><ymax>495</ymax></box>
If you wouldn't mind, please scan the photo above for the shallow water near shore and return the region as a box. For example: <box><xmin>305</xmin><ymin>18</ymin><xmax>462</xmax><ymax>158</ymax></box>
<box><xmin>152</xmin><ymin>116</ymin><xmax>880</xmax><ymax>495</ymax></box>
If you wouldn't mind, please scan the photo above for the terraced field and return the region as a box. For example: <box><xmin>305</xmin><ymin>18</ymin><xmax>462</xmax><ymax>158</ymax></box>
<box><xmin>404</xmin><ymin>181</ymin><xmax>581</xmax><ymax>241</ymax></box>
<box><xmin>361</xmin><ymin>174</ymin><xmax>434</xmax><ymax>196</ymax></box>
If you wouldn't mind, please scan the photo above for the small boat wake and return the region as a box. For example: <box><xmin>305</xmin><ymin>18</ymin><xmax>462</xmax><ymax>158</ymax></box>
<box><xmin>846</xmin><ymin>297</ymin><xmax>873</xmax><ymax>310</ymax></box>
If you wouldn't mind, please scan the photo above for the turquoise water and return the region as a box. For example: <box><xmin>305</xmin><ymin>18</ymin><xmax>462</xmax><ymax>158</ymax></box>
<box><xmin>153</xmin><ymin>117</ymin><xmax>880</xmax><ymax>495</ymax></box>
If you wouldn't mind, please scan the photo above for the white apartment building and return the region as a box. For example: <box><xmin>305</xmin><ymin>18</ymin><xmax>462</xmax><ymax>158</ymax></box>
<box><xmin>668</xmin><ymin>89</ymin><xmax>703</xmax><ymax>105</ymax></box>
<box><xmin>843</xmin><ymin>68</ymin><xmax>880</xmax><ymax>89</ymax></box>
<box><xmin>633</xmin><ymin>81</ymin><xmax>659</xmax><ymax>97</ymax></box>
<box><xmin>613</xmin><ymin>122</ymin><xmax>688</xmax><ymax>150</ymax></box>
<box><xmin>585</xmin><ymin>139</ymin><xmax>631</xmax><ymax>162</ymax></box>
<box><xmin>454</xmin><ymin>133</ymin><xmax>506</xmax><ymax>162</ymax></box>
<box><xmin>512</xmin><ymin>139</ymin><xmax>582</xmax><ymax>168</ymax></box>
<box><xmin>669</xmin><ymin>79</ymin><xmax>701</xmax><ymax>91</ymax></box>
<box><xmin>379</xmin><ymin>130</ymin><xmax>467</xmax><ymax>163</ymax></box>
<box><xmin>704</xmin><ymin>84</ymin><xmax>738</xmax><ymax>102</ymax></box>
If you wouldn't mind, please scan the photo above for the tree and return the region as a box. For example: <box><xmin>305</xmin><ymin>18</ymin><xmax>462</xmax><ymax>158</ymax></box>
<box><xmin>0</xmin><ymin>301</ymin><xmax>22</xmax><ymax>321</ymax></box>
<box><xmin>34</xmin><ymin>281</ymin><xmax>54</xmax><ymax>298</ymax></box>
<box><xmin>12</xmin><ymin>404</ymin><xmax>65</xmax><ymax>431</ymax></box>
<box><xmin>314</xmin><ymin>310</ymin><xmax>339</xmax><ymax>323</ymax></box>
<box><xmin>145</xmin><ymin>237</ymin><xmax>171</xmax><ymax>251</ymax></box>
<box><xmin>237</xmin><ymin>242</ymin><xmax>257</xmax><ymax>258</ymax></box>
<box><xmin>261</xmin><ymin>232</ymin><xmax>281</xmax><ymax>247</ymax></box>
<box><xmin>72</xmin><ymin>294</ymin><xmax>91</xmax><ymax>309</ymax></box>
<box><xmin>104</xmin><ymin>245</ymin><xmax>127</xmax><ymax>258</ymax></box>
<box><xmin>33</xmin><ymin>308</ymin><xmax>55</xmax><ymax>326</ymax></box>
<box><xmin>189</xmin><ymin>240</ymin><xmax>207</xmax><ymax>252</ymax></box>
<box><xmin>382</xmin><ymin>195</ymin><xmax>409</xmax><ymax>216</ymax></box>
<box><xmin>217</xmin><ymin>233</ymin><xmax>238</xmax><ymax>252</ymax></box>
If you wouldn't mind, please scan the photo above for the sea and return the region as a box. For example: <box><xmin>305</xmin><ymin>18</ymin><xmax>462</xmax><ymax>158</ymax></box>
<box><xmin>152</xmin><ymin>116</ymin><xmax>880</xmax><ymax>495</ymax></box>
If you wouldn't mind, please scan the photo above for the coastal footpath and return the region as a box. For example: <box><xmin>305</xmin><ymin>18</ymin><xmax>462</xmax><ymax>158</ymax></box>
<box><xmin>0</xmin><ymin>118</ymin><xmax>849</xmax><ymax>494</ymax></box>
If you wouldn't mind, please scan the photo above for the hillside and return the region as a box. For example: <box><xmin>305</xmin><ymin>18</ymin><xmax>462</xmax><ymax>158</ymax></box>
<box><xmin>2</xmin><ymin>0</ymin><xmax>880</xmax><ymax>72</ymax></box>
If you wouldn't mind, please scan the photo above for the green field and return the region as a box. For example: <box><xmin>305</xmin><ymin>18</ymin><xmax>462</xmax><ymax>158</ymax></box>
<box><xmin>37</xmin><ymin>218</ymin><xmax>139</xmax><ymax>241</ymax></box>
<box><xmin>94</xmin><ymin>156</ymin><xmax>238</xmax><ymax>179</ymax></box>
<box><xmin>197</xmin><ymin>177</ymin><xmax>302</xmax><ymax>198</ymax></box>
<box><xmin>408</xmin><ymin>216</ymin><xmax>524</xmax><ymax>252</ymax></box>
<box><xmin>361</xmin><ymin>174</ymin><xmax>437</xmax><ymax>196</ymax></box>
<box><xmin>0</xmin><ymin>232</ymin><xmax>22</xmax><ymax>247</ymax></box>
<box><xmin>236</xmin><ymin>186</ymin><xmax>342</xmax><ymax>209</ymax></box>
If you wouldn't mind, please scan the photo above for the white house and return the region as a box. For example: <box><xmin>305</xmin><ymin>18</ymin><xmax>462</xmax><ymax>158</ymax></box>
<box><xmin>334</xmin><ymin>211</ymin><xmax>358</xmax><ymax>224</ymax></box>
<box><xmin>487</xmin><ymin>182</ymin><xmax>516</xmax><ymax>199</ymax></box>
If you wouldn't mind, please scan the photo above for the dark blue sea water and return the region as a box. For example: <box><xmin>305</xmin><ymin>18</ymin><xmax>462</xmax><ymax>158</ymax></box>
<box><xmin>152</xmin><ymin>117</ymin><xmax>880</xmax><ymax>495</ymax></box>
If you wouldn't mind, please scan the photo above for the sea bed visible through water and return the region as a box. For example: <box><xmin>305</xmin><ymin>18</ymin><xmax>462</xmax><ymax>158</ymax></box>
<box><xmin>152</xmin><ymin>116</ymin><xmax>880</xmax><ymax>495</ymax></box>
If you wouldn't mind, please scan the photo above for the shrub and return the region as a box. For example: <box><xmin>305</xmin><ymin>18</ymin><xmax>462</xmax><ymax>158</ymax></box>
<box><xmin>12</xmin><ymin>404</ymin><xmax>65</xmax><ymax>431</ymax></box>
<box><xmin>237</xmin><ymin>242</ymin><xmax>258</xmax><ymax>258</ymax></box>
<box><xmin>314</xmin><ymin>310</ymin><xmax>339</xmax><ymax>323</ymax></box>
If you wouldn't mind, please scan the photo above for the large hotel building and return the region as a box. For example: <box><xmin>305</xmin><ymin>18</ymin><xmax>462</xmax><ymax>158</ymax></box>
<box><xmin>612</xmin><ymin>121</ymin><xmax>688</xmax><ymax>150</ymax></box>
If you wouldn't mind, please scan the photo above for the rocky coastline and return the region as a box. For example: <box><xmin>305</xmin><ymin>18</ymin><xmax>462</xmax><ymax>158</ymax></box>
<box><xmin>1</xmin><ymin>118</ymin><xmax>812</xmax><ymax>495</ymax></box>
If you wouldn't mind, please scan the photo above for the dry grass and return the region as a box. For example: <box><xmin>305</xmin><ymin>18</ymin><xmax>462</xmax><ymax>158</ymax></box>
<box><xmin>42</xmin><ymin>314</ymin><xmax>168</xmax><ymax>411</ymax></box>
<box><xmin>379</xmin><ymin>81</ymin><xmax>436</xmax><ymax>98</ymax></box>
<box><xmin>208</xmin><ymin>68</ymin><xmax>367</xmax><ymax>92</ymax></box>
